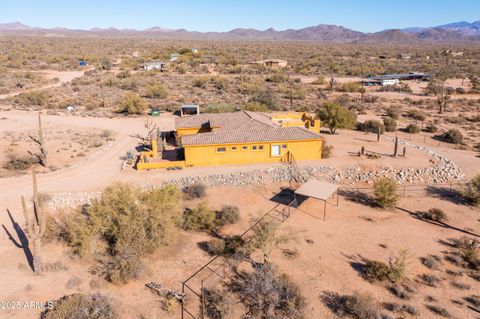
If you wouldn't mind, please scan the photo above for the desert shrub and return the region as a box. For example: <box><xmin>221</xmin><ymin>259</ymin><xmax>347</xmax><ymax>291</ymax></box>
<box><xmin>66</xmin><ymin>276</ymin><xmax>82</xmax><ymax>289</ymax></box>
<box><xmin>211</xmin><ymin>76</ymin><xmax>229</xmax><ymax>90</ymax></box>
<box><xmin>204</xmin><ymin>103</ymin><xmax>236</xmax><ymax>113</ymax></box>
<box><xmin>405</xmin><ymin>110</ymin><xmax>427</xmax><ymax>121</ymax></box>
<box><xmin>311</xmin><ymin>76</ymin><xmax>325</xmax><ymax>85</ymax></box>
<box><xmin>250</xmin><ymin>88</ymin><xmax>278</xmax><ymax>110</ymax></box>
<box><xmin>464</xmin><ymin>295</ymin><xmax>480</xmax><ymax>308</ymax></box>
<box><xmin>426</xmin><ymin>305</ymin><xmax>451</xmax><ymax>318</ymax></box>
<box><xmin>216</xmin><ymin>205</ymin><xmax>240</xmax><ymax>226</ymax></box>
<box><xmin>464</xmin><ymin>175</ymin><xmax>480</xmax><ymax>205</ymax></box>
<box><xmin>64</xmin><ymin>183</ymin><xmax>181</xmax><ymax>284</ymax></box>
<box><xmin>420</xmin><ymin>255</ymin><xmax>441</xmax><ymax>269</ymax></box>
<box><xmin>15</xmin><ymin>90</ymin><xmax>48</xmax><ymax>106</ymax></box>
<box><xmin>249</xmin><ymin>217</ymin><xmax>296</xmax><ymax>261</ymax></box>
<box><xmin>383</xmin><ymin>117</ymin><xmax>397</xmax><ymax>132</ymax></box>
<box><xmin>203</xmin><ymin>288</ymin><xmax>233</xmax><ymax>319</ymax></box>
<box><xmin>373</xmin><ymin>177</ymin><xmax>398</xmax><ymax>208</ymax></box>
<box><xmin>192</xmin><ymin>76</ymin><xmax>208</xmax><ymax>88</ymax></box>
<box><xmin>339</xmin><ymin>81</ymin><xmax>362</xmax><ymax>92</ymax></box>
<box><xmin>116</xmin><ymin>92</ymin><xmax>147</xmax><ymax>114</ymax></box>
<box><xmin>440</xmin><ymin>129</ymin><xmax>463</xmax><ymax>144</ymax></box>
<box><xmin>425</xmin><ymin>124</ymin><xmax>438</xmax><ymax>133</ymax></box>
<box><xmin>455</xmin><ymin>87</ymin><xmax>466</xmax><ymax>94</ymax></box>
<box><xmin>317</xmin><ymin>102</ymin><xmax>357</xmax><ymax>134</ymax></box>
<box><xmin>183</xmin><ymin>183</ymin><xmax>207</xmax><ymax>199</ymax></box>
<box><xmin>421</xmin><ymin>208</ymin><xmax>447</xmax><ymax>222</ymax></box>
<box><xmin>41</xmin><ymin>293</ymin><xmax>118</xmax><ymax>319</ymax></box>
<box><xmin>386</xmin><ymin>107</ymin><xmax>400</xmax><ymax>120</ymax></box>
<box><xmin>405</xmin><ymin>124</ymin><xmax>420</xmax><ymax>134</ymax></box>
<box><xmin>420</xmin><ymin>274</ymin><xmax>441</xmax><ymax>287</ymax></box>
<box><xmin>231</xmin><ymin>263</ymin><xmax>305</xmax><ymax>319</ymax></box>
<box><xmin>243</xmin><ymin>102</ymin><xmax>268</xmax><ymax>112</ymax></box>
<box><xmin>364</xmin><ymin>251</ymin><xmax>407</xmax><ymax>283</ymax></box>
<box><xmin>321</xmin><ymin>141</ymin><xmax>334</xmax><ymax>158</ymax></box>
<box><xmin>183</xmin><ymin>202</ymin><xmax>216</xmax><ymax>231</ymax></box>
<box><xmin>144</xmin><ymin>83</ymin><xmax>168</xmax><ymax>99</ymax></box>
<box><xmin>357</xmin><ymin>119</ymin><xmax>385</xmax><ymax>134</ymax></box>
<box><xmin>329</xmin><ymin>292</ymin><xmax>383</xmax><ymax>319</ymax></box>
<box><xmin>2</xmin><ymin>154</ymin><xmax>38</xmax><ymax>170</ymax></box>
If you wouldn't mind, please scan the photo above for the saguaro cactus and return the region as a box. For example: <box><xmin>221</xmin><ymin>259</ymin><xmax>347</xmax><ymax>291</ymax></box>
<box><xmin>21</xmin><ymin>169</ymin><xmax>47</xmax><ymax>274</ymax></box>
<box><xmin>38</xmin><ymin>113</ymin><xmax>47</xmax><ymax>167</ymax></box>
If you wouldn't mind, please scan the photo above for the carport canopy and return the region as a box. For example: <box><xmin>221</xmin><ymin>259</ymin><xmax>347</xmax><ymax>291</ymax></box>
<box><xmin>294</xmin><ymin>180</ymin><xmax>339</xmax><ymax>220</ymax></box>
<box><xmin>295</xmin><ymin>180</ymin><xmax>338</xmax><ymax>201</ymax></box>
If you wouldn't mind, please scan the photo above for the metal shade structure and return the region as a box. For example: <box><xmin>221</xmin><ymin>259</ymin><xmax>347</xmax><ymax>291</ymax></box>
<box><xmin>294</xmin><ymin>179</ymin><xmax>339</xmax><ymax>221</ymax></box>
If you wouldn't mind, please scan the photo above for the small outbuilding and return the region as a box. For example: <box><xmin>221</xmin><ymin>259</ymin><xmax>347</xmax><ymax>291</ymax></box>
<box><xmin>252</xmin><ymin>59</ymin><xmax>288</xmax><ymax>69</ymax></box>
<box><xmin>143</xmin><ymin>61</ymin><xmax>167</xmax><ymax>71</ymax></box>
<box><xmin>180</xmin><ymin>104</ymin><xmax>200</xmax><ymax>117</ymax></box>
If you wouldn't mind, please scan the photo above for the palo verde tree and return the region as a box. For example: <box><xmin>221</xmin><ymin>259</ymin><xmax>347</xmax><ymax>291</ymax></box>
<box><xmin>21</xmin><ymin>168</ymin><xmax>48</xmax><ymax>274</ymax></box>
<box><xmin>316</xmin><ymin>102</ymin><xmax>357</xmax><ymax>134</ymax></box>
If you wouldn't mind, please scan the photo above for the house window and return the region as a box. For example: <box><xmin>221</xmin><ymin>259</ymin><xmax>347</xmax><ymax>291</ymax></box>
<box><xmin>259</xmin><ymin>145</ymin><xmax>264</xmax><ymax>150</ymax></box>
<box><xmin>252</xmin><ymin>146</ymin><xmax>257</xmax><ymax>151</ymax></box>
<box><xmin>271</xmin><ymin>145</ymin><xmax>281</xmax><ymax>157</ymax></box>
<box><xmin>282</xmin><ymin>144</ymin><xmax>287</xmax><ymax>149</ymax></box>
<box><xmin>231</xmin><ymin>146</ymin><xmax>237</xmax><ymax>151</ymax></box>
<box><xmin>216</xmin><ymin>147</ymin><xmax>227</xmax><ymax>153</ymax></box>
<box><xmin>242</xmin><ymin>146</ymin><xmax>248</xmax><ymax>151</ymax></box>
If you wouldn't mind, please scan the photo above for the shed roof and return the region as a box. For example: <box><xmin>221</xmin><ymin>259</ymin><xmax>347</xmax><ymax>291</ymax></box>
<box><xmin>294</xmin><ymin>180</ymin><xmax>339</xmax><ymax>201</ymax></box>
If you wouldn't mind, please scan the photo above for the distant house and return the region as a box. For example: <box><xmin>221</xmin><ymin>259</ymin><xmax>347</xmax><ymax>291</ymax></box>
<box><xmin>451</xmin><ymin>51</ymin><xmax>464</xmax><ymax>57</ymax></box>
<box><xmin>399</xmin><ymin>53</ymin><xmax>412</xmax><ymax>59</ymax></box>
<box><xmin>143</xmin><ymin>61</ymin><xmax>167</xmax><ymax>71</ymax></box>
<box><xmin>381</xmin><ymin>79</ymin><xmax>399</xmax><ymax>86</ymax></box>
<box><xmin>191</xmin><ymin>48</ymin><xmax>199</xmax><ymax>53</ymax></box>
<box><xmin>170</xmin><ymin>53</ymin><xmax>180</xmax><ymax>62</ymax></box>
<box><xmin>79</xmin><ymin>60</ymin><xmax>88</xmax><ymax>67</ymax></box>
<box><xmin>251</xmin><ymin>59</ymin><xmax>288</xmax><ymax>69</ymax></box>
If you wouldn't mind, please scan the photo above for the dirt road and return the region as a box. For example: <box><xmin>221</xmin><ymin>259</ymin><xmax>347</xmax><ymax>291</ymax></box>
<box><xmin>0</xmin><ymin>70</ymin><xmax>85</xmax><ymax>100</ymax></box>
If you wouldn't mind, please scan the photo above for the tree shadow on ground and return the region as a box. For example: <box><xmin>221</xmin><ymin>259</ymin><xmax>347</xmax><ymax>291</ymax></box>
<box><xmin>426</xmin><ymin>186</ymin><xmax>467</xmax><ymax>206</ymax></box>
<box><xmin>1</xmin><ymin>209</ymin><xmax>34</xmax><ymax>271</ymax></box>
<box><xmin>395</xmin><ymin>206</ymin><xmax>479</xmax><ymax>238</ymax></box>
<box><xmin>339</xmin><ymin>189</ymin><xmax>377</xmax><ymax>207</ymax></box>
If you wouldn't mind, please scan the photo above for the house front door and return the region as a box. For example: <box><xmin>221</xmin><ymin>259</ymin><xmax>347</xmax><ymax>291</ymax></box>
<box><xmin>271</xmin><ymin>145</ymin><xmax>281</xmax><ymax>157</ymax></box>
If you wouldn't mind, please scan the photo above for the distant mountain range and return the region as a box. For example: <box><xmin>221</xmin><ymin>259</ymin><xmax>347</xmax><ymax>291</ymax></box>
<box><xmin>1</xmin><ymin>20</ymin><xmax>479</xmax><ymax>43</ymax></box>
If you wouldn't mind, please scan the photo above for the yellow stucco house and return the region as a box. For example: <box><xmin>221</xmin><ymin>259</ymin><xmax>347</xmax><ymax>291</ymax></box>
<box><xmin>174</xmin><ymin>111</ymin><xmax>323</xmax><ymax>167</ymax></box>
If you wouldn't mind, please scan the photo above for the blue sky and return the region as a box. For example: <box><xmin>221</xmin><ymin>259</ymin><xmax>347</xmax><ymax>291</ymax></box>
<box><xmin>1</xmin><ymin>0</ymin><xmax>479</xmax><ymax>32</ymax></box>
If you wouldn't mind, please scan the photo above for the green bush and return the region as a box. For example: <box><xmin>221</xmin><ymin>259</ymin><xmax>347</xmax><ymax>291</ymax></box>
<box><xmin>243</xmin><ymin>102</ymin><xmax>268</xmax><ymax>112</ymax></box>
<box><xmin>183</xmin><ymin>202</ymin><xmax>216</xmax><ymax>231</ymax></box>
<box><xmin>321</xmin><ymin>141</ymin><xmax>334</xmax><ymax>159</ymax></box>
<box><xmin>421</xmin><ymin>208</ymin><xmax>447</xmax><ymax>222</ymax></box>
<box><xmin>357</xmin><ymin>120</ymin><xmax>385</xmax><ymax>134</ymax></box>
<box><xmin>317</xmin><ymin>102</ymin><xmax>357</xmax><ymax>134</ymax></box>
<box><xmin>406</xmin><ymin>110</ymin><xmax>427</xmax><ymax>121</ymax></box>
<box><xmin>464</xmin><ymin>175</ymin><xmax>480</xmax><ymax>206</ymax></box>
<box><xmin>116</xmin><ymin>92</ymin><xmax>147</xmax><ymax>114</ymax></box>
<box><xmin>216</xmin><ymin>205</ymin><xmax>240</xmax><ymax>226</ymax></box>
<box><xmin>405</xmin><ymin>124</ymin><xmax>420</xmax><ymax>134</ymax></box>
<box><xmin>144</xmin><ymin>83</ymin><xmax>168</xmax><ymax>99</ymax></box>
<box><xmin>41</xmin><ymin>293</ymin><xmax>118</xmax><ymax>319</ymax></box>
<box><xmin>15</xmin><ymin>90</ymin><xmax>48</xmax><ymax>106</ymax></box>
<box><xmin>363</xmin><ymin>251</ymin><xmax>407</xmax><ymax>283</ymax></box>
<box><xmin>386</xmin><ymin>107</ymin><xmax>400</xmax><ymax>120</ymax></box>
<box><xmin>64</xmin><ymin>183</ymin><xmax>182</xmax><ymax>284</ymax></box>
<box><xmin>383</xmin><ymin>117</ymin><xmax>397</xmax><ymax>132</ymax></box>
<box><xmin>332</xmin><ymin>292</ymin><xmax>382</xmax><ymax>319</ymax></box>
<box><xmin>440</xmin><ymin>129</ymin><xmax>463</xmax><ymax>144</ymax></box>
<box><xmin>373</xmin><ymin>177</ymin><xmax>398</xmax><ymax>208</ymax></box>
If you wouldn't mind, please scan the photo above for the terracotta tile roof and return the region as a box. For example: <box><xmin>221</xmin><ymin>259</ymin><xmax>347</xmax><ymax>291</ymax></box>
<box><xmin>179</xmin><ymin>111</ymin><xmax>322</xmax><ymax>146</ymax></box>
